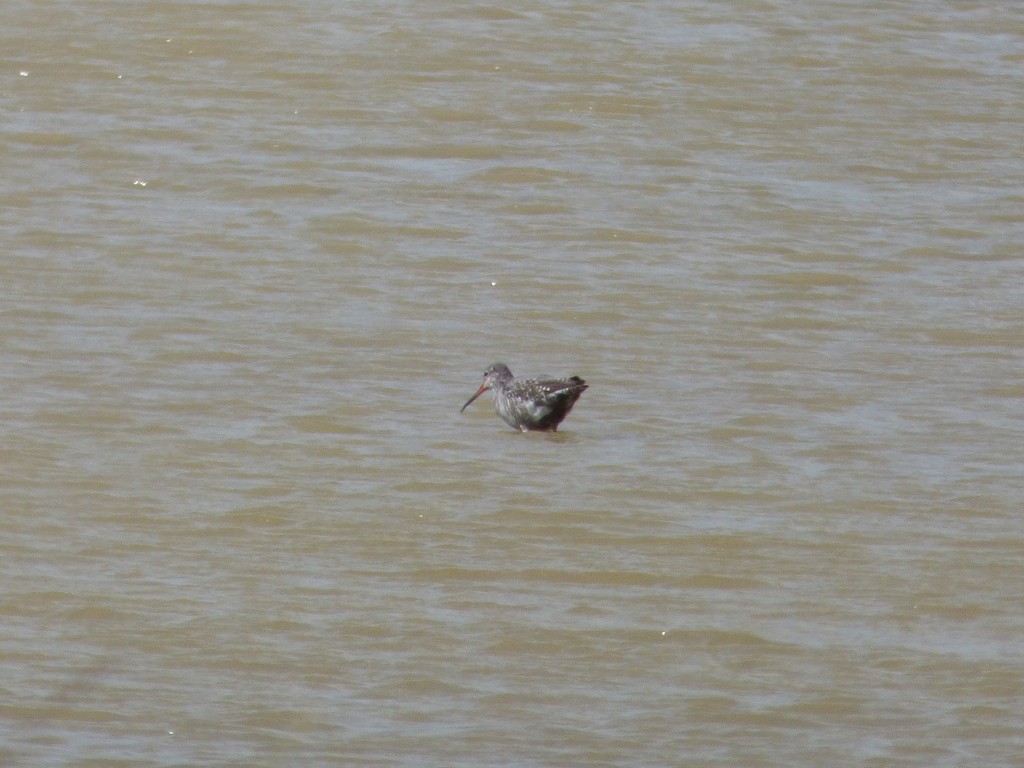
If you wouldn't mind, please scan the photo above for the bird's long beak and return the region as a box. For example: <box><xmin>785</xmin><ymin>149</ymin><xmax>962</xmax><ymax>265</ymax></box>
<box><xmin>460</xmin><ymin>384</ymin><xmax>489</xmax><ymax>413</ymax></box>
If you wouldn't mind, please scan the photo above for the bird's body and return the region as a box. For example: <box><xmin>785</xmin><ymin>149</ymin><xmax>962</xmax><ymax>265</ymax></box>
<box><xmin>460</xmin><ymin>363</ymin><xmax>587</xmax><ymax>432</ymax></box>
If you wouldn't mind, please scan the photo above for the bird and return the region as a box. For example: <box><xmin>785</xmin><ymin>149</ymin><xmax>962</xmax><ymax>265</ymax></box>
<box><xmin>460</xmin><ymin>363</ymin><xmax>588</xmax><ymax>432</ymax></box>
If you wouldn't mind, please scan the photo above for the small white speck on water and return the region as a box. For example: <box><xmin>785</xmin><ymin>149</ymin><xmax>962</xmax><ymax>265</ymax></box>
<box><xmin>133</xmin><ymin>179</ymin><xmax>147</xmax><ymax>187</ymax></box>
<box><xmin>490</xmin><ymin>281</ymin><xmax>497</xmax><ymax>286</ymax></box>
<box><xmin>19</xmin><ymin>71</ymin><xmax>29</xmax><ymax>77</ymax></box>
<box><xmin>660</xmin><ymin>631</ymin><xmax>667</xmax><ymax>636</ymax></box>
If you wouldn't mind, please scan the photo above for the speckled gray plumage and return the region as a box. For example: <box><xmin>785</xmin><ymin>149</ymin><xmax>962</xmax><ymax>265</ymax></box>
<box><xmin>460</xmin><ymin>363</ymin><xmax>587</xmax><ymax>432</ymax></box>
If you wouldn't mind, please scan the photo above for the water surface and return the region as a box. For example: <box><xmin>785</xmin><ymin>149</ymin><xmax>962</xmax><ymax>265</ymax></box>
<box><xmin>2</xmin><ymin>1</ymin><xmax>1023</xmax><ymax>766</ymax></box>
